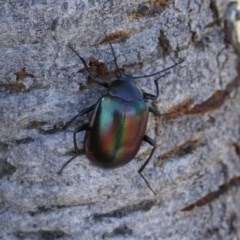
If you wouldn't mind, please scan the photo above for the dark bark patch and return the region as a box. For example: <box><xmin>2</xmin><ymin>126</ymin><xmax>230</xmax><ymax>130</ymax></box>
<box><xmin>102</xmin><ymin>224</ymin><xmax>133</xmax><ymax>238</ymax></box>
<box><xmin>128</xmin><ymin>0</ymin><xmax>172</xmax><ymax>19</ymax></box>
<box><xmin>97</xmin><ymin>31</ymin><xmax>131</xmax><ymax>44</ymax></box>
<box><xmin>14</xmin><ymin>230</ymin><xmax>66</xmax><ymax>240</ymax></box>
<box><xmin>14</xmin><ymin>137</ymin><xmax>35</xmax><ymax>145</ymax></box>
<box><xmin>157</xmin><ymin>139</ymin><xmax>201</xmax><ymax>165</ymax></box>
<box><xmin>181</xmin><ymin>176</ymin><xmax>240</xmax><ymax>211</ymax></box>
<box><xmin>158</xmin><ymin>30</ymin><xmax>171</xmax><ymax>56</ymax></box>
<box><xmin>206</xmin><ymin>0</ymin><xmax>221</xmax><ymax>27</ymax></box>
<box><xmin>51</xmin><ymin>18</ymin><xmax>58</xmax><ymax>31</ymax></box>
<box><xmin>166</xmin><ymin>76</ymin><xmax>239</xmax><ymax>118</ymax></box>
<box><xmin>233</xmin><ymin>142</ymin><xmax>240</xmax><ymax>160</ymax></box>
<box><xmin>0</xmin><ymin>159</ymin><xmax>16</xmax><ymax>178</ymax></box>
<box><xmin>25</xmin><ymin>121</ymin><xmax>48</xmax><ymax>130</ymax></box>
<box><xmin>15</xmin><ymin>67</ymin><xmax>35</xmax><ymax>81</ymax></box>
<box><xmin>93</xmin><ymin>199</ymin><xmax>155</xmax><ymax>220</ymax></box>
<box><xmin>0</xmin><ymin>82</ymin><xmax>26</xmax><ymax>92</ymax></box>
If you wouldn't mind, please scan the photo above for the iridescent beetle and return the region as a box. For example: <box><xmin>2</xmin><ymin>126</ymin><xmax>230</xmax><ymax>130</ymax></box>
<box><xmin>58</xmin><ymin>38</ymin><xmax>183</xmax><ymax>194</ymax></box>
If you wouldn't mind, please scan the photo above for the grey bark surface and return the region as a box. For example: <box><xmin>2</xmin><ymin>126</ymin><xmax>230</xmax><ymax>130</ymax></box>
<box><xmin>0</xmin><ymin>0</ymin><xmax>240</xmax><ymax>239</ymax></box>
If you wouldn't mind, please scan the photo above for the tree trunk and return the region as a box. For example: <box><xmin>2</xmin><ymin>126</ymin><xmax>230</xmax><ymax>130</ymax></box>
<box><xmin>0</xmin><ymin>0</ymin><xmax>240</xmax><ymax>239</ymax></box>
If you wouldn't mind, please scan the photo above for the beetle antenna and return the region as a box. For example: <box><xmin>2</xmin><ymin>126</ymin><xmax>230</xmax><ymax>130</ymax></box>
<box><xmin>68</xmin><ymin>43</ymin><xmax>91</xmax><ymax>72</ymax></box>
<box><xmin>124</xmin><ymin>59</ymin><xmax>184</xmax><ymax>79</ymax></box>
<box><xmin>68</xmin><ymin>43</ymin><xmax>109</xmax><ymax>88</ymax></box>
<box><xmin>104</xmin><ymin>33</ymin><xmax>121</xmax><ymax>76</ymax></box>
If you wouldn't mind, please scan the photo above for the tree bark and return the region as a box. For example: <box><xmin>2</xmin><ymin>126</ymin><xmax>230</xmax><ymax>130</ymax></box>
<box><xmin>0</xmin><ymin>0</ymin><xmax>240</xmax><ymax>239</ymax></box>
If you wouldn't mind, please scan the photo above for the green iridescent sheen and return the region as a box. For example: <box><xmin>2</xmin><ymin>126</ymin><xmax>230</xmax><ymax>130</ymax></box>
<box><xmin>84</xmin><ymin>95</ymin><xmax>148</xmax><ymax>168</ymax></box>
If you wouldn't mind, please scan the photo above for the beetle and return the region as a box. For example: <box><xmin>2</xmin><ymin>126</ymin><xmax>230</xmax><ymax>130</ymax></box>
<box><xmin>58</xmin><ymin>39</ymin><xmax>183</xmax><ymax>194</ymax></box>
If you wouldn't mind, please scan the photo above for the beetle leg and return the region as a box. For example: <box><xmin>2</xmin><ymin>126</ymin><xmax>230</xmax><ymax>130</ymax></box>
<box><xmin>143</xmin><ymin>74</ymin><xmax>163</xmax><ymax>100</ymax></box>
<box><xmin>41</xmin><ymin>104</ymin><xmax>95</xmax><ymax>134</ymax></box>
<box><xmin>63</xmin><ymin>104</ymin><xmax>95</xmax><ymax>130</ymax></box>
<box><xmin>149</xmin><ymin>106</ymin><xmax>161</xmax><ymax>116</ymax></box>
<box><xmin>68</xmin><ymin>44</ymin><xmax>109</xmax><ymax>88</ymax></box>
<box><xmin>143</xmin><ymin>72</ymin><xmax>168</xmax><ymax>100</ymax></box>
<box><xmin>143</xmin><ymin>93</ymin><xmax>157</xmax><ymax>100</ymax></box>
<box><xmin>57</xmin><ymin>154</ymin><xmax>80</xmax><ymax>175</ymax></box>
<box><xmin>57</xmin><ymin>123</ymin><xmax>88</xmax><ymax>175</ymax></box>
<box><xmin>138</xmin><ymin>135</ymin><xmax>156</xmax><ymax>195</ymax></box>
<box><xmin>73</xmin><ymin>123</ymin><xmax>88</xmax><ymax>153</ymax></box>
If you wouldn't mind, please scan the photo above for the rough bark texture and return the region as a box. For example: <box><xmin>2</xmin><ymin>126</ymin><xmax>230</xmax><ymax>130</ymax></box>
<box><xmin>0</xmin><ymin>0</ymin><xmax>240</xmax><ymax>239</ymax></box>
